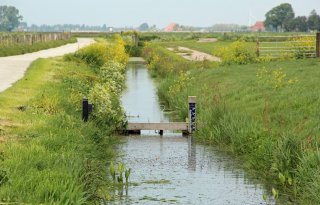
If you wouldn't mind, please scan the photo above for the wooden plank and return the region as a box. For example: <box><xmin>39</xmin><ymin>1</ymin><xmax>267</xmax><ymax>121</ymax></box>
<box><xmin>260</xmin><ymin>50</ymin><xmax>315</xmax><ymax>52</ymax></box>
<box><xmin>260</xmin><ymin>46</ymin><xmax>315</xmax><ymax>49</ymax></box>
<box><xmin>260</xmin><ymin>41</ymin><xmax>315</xmax><ymax>44</ymax></box>
<box><xmin>258</xmin><ymin>35</ymin><xmax>315</xmax><ymax>38</ymax></box>
<box><xmin>128</xmin><ymin>122</ymin><xmax>188</xmax><ymax>131</ymax></box>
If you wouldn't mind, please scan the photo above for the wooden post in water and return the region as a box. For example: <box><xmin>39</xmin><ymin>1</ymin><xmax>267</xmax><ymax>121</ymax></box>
<box><xmin>188</xmin><ymin>96</ymin><xmax>197</xmax><ymax>134</ymax></box>
<box><xmin>316</xmin><ymin>33</ymin><xmax>320</xmax><ymax>58</ymax></box>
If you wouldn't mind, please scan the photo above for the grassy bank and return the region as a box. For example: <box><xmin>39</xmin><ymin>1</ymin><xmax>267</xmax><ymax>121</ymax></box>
<box><xmin>144</xmin><ymin>42</ymin><xmax>320</xmax><ymax>204</ymax></box>
<box><xmin>0</xmin><ymin>36</ymin><xmax>128</xmax><ymax>204</ymax></box>
<box><xmin>138</xmin><ymin>32</ymin><xmax>312</xmax><ymax>42</ymax></box>
<box><xmin>0</xmin><ymin>38</ymin><xmax>77</xmax><ymax>57</ymax></box>
<box><xmin>158</xmin><ymin>40</ymin><xmax>256</xmax><ymax>56</ymax></box>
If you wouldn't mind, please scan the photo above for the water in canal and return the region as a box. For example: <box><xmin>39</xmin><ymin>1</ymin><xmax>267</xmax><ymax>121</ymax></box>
<box><xmin>113</xmin><ymin>59</ymin><xmax>275</xmax><ymax>205</ymax></box>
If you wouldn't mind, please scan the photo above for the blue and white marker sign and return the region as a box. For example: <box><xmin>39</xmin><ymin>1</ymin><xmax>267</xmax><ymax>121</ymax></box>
<box><xmin>188</xmin><ymin>96</ymin><xmax>197</xmax><ymax>133</ymax></box>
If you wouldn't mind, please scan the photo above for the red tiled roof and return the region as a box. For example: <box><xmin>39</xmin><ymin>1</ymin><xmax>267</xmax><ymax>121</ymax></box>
<box><xmin>251</xmin><ymin>21</ymin><xmax>265</xmax><ymax>30</ymax></box>
<box><xmin>164</xmin><ymin>23</ymin><xmax>177</xmax><ymax>32</ymax></box>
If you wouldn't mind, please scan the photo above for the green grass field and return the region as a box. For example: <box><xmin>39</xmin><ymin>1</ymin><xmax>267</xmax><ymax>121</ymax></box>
<box><xmin>0</xmin><ymin>58</ymin><xmax>119</xmax><ymax>204</ymax></box>
<box><xmin>144</xmin><ymin>39</ymin><xmax>320</xmax><ymax>204</ymax></box>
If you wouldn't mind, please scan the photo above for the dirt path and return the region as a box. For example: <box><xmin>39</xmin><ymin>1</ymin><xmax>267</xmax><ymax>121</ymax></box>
<box><xmin>198</xmin><ymin>38</ymin><xmax>218</xmax><ymax>43</ymax></box>
<box><xmin>0</xmin><ymin>38</ymin><xmax>94</xmax><ymax>93</ymax></box>
<box><xmin>167</xmin><ymin>46</ymin><xmax>221</xmax><ymax>62</ymax></box>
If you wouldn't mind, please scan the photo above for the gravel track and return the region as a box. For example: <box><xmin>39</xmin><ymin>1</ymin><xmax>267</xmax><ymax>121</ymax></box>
<box><xmin>167</xmin><ymin>46</ymin><xmax>221</xmax><ymax>62</ymax></box>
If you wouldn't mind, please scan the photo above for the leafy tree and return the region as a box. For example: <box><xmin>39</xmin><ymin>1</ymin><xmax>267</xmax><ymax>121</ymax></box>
<box><xmin>307</xmin><ymin>9</ymin><xmax>320</xmax><ymax>31</ymax></box>
<box><xmin>265</xmin><ymin>3</ymin><xmax>295</xmax><ymax>32</ymax></box>
<box><xmin>138</xmin><ymin>23</ymin><xmax>149</xmax><ymax>31</ymax></box>
<box><xmin>288</xmin><ymin>16</ymin><xmax>308</xmax><ymax>32</ymax></box>
<box><xmin>0</xmin><ymin>5</ymin><xmax>23</xmax><ymax>31</ymax></box>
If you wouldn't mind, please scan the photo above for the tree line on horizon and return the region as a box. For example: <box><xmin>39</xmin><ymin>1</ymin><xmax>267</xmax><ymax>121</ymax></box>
<box><xmin>264</xmin><ymin>3</ymin><xmax>320</xmax><ymax>32</ymax></box>
<box><xmin>1</xmin><ymin>4</ymin><xmax>320</xmax><ymax>33</ymax></box>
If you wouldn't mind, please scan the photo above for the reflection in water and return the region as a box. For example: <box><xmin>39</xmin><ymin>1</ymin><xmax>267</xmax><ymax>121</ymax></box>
<box><xmin>121</xmin><ymin>63</ymin><xmax>168</xmax><ymax>124</ymax></box>
<box><xmin>188</xmin><ymin>137</ymin><xmax>196</xmax><ymax>171</ymax></box>
<box><xmin>113</xmin><ymin>60</ymin><xmax>275</xmax><ymax>205</ymax></box>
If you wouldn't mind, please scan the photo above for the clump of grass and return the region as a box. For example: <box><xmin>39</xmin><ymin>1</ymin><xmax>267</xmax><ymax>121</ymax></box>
<box><xmin>214</xmin><ymin>41</ymin><xmax>255</xmax><ymax>65</ymax></box>
<box><xmin>109</xmin><ymin>162</ymin><xmax>131</xmax><ymax>184</ymax></box>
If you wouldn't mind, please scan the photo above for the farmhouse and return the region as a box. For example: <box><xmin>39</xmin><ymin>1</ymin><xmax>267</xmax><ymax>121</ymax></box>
<box><xmin>164</xmin><ymin>23</ymin><xmax>178</xmax><ymax>32</ymax></box>
<box><xmin>251</xmin><ymin>21</ymin><xmax>265</xmax><ymax>32</ymax></box>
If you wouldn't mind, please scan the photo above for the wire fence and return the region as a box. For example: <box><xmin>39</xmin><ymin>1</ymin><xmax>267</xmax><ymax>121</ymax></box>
<box><xmin>256</xmin><ymin>34</ymin><xmax>319</xmax><ymax>58</ymax></box>
<box><xmin>0</xmin><ymin>32</ymin><xmax>72</xmax><ymax>47</ymax></box>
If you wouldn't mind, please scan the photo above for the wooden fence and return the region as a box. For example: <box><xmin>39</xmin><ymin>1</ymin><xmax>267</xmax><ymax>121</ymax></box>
<box><xmin>256</xmin><ymin>33</ymin><xmax>320</xmax><ymax>58</ymax></box>
<box><xmin>0</xmin><ymin>32</ymin><xmax>71</xmax><ymax>47</ymax></box>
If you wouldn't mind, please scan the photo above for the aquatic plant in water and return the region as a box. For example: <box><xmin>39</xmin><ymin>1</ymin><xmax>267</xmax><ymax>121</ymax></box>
<box><xmin>109</xmin><ymin>162</ymin><xmax>131</xmax><ymax>184</ymax></box>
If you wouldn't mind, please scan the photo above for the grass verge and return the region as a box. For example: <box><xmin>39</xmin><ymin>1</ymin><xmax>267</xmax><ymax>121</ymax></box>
<box><xmin>144</xmin><ymin>42</ymin><xmax>320</xmax><ymax>204</ymax></box>
<box><xmin>0</xmin><ymin>53</ymin><xmax>123</xmax><ymax>203</ymax></box>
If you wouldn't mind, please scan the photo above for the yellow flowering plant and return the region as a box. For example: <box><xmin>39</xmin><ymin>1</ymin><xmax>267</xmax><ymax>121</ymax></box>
<box><xmin>256</xmin><ymin>67</ymin><xmax>299</xmax><ymax>89</ymax></box>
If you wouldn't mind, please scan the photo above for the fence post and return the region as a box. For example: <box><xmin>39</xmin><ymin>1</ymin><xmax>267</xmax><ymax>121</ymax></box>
<box><xmin>188</xmin><ymin>96</ymin><xmax>197</xmax><ymax>134</ymax></box>
<box><xmin>316</xmin><ymin>32</ymin><xmax>320</xmax><ymax>58</ymax></box>
<box><xmin>256</xmin><ymin>39</ymin><xmax>260</xmax><ymax>57</ymax></box>
<box><xmin>82</xmin><ymin>99</ymin><xmax>93</xmax><ymax>122</ymax></box>
<box><xmin>82</xmin><ymin>99</ymin><xmax>89</xmax><ymax>122</ymax></box>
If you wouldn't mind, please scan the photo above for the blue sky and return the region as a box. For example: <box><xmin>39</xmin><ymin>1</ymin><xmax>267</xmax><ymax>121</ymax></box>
<box><xmin>2</xmin><ymin>0</ymin><xmax>320</xmax><ymax>27</ymax></box>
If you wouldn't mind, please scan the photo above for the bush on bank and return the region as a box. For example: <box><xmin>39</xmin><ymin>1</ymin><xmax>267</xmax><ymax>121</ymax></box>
<box><xmin>73</xmin><ymin>35</ymin><xmax>128</xmax><ymax>67</ymax></box>
<box><xmin>71</xmin><ymin>35</ymin><xmax>129</xmax><ymax>131</ymax></box>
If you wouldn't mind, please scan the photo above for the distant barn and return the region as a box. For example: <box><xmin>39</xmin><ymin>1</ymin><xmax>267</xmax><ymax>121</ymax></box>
<box><xmin>164</xmin><ymin>23</ymin><xmax>178</xmax><ymax>32</ymax></box>
<box><xmin>251</xmin><ymin>21</ymin><xmax>265</xmax><ymax>32</ymax></box>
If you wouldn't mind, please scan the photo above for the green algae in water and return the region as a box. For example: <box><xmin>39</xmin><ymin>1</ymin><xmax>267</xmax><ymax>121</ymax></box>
<box><xmin>142</xmin><ymin>179</ymin><xmax>171</xmax><ymax>184</ymax></box>
<box><xmin>140</xmin><ymin>195</ymin><xmax>178</xmax><ymax>203</ymax></box>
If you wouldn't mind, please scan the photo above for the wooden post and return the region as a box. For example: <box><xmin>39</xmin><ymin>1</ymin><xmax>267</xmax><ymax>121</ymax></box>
<box><xmin>256</xmin><ymin>40</ymin><xmax>260</xmax><ymax>57</ymax></box>
<box><xmin>82</xmin><ymin>99</ymin><xmax>93</xmax><ymax>122</ymax></box>
<box><xmin>188</xmin><ymin>96</ymin><xmax>197</xmax><ymax>134</ymax></box>
<box><xmin>82</xmin><ymin>99</ymin><xmax>89</xmax><ymax>122</ymax></box>
<box><xmin>316</xmin><ymin>32</ymin><xmax>320</xmax><ymax>58</ymax></box>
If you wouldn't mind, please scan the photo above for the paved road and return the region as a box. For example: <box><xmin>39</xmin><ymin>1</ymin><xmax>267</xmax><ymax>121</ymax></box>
<box><xmin>0</xmin><ymin>38</ymin><xmax>94</xmax><ymax>93</ymax></box>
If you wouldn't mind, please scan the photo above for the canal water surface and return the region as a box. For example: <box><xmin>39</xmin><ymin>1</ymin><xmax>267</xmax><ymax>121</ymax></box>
<box><xmin>113</xmin><ymin>59</ymin><xmax>275</xmax><ymax>205</ymax></box>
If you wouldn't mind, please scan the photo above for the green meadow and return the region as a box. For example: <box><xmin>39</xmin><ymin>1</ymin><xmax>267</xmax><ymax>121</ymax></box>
<box><xmin>142</xmin><ymin>33</ymin><xmax>320</xmax><ymax>204</ymax></box>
